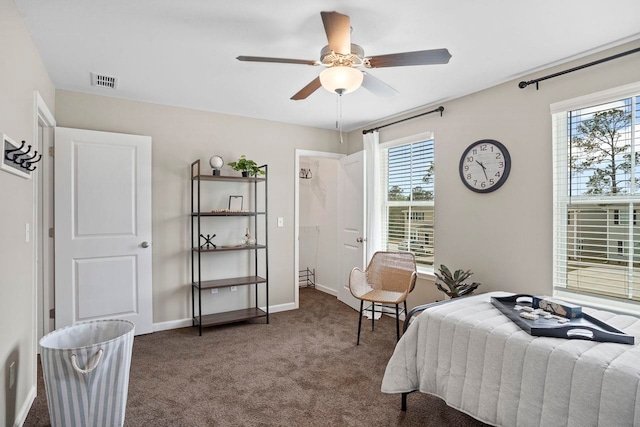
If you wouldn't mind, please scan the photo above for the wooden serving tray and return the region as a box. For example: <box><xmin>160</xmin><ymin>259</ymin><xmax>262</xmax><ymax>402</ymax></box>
<box><xmin>491</xmin><ymin>294</ymin><xmax>634</xmax><ymax>345</ymax></box>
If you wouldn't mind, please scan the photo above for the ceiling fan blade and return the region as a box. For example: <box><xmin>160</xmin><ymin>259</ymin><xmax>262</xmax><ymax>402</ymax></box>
<box><xmin>237</xmin><ymin>56</ymin><xmax>318</xmax><ymax>66</ymax></box>
<box><xmin>320</xmin><ymin>11</ymin><xmax>351</xmax><ymax>55</ymax></box>
<box><xmin>361</xmin><ymin>72</ymin><xmax>397</xmax><ymax>97</ymax></box>
<box><xmin>366</xmin><ymin>48</ymin><xmax>452</xmax><ymax>68</ymax></box>
<box><xmin>291</xmin><ymin>77</ymin><xmax>322</xmax><ymax>100</ymax></box>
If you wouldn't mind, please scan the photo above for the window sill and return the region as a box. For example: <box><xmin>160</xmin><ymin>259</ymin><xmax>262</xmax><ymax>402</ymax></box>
<box><xmin>554</xmin><ymin>288</ymin><xmax>640</xmax><ymax>317</ymax></box>
<box><xmin>416</xmin><ymin>267</ymin><xmax>436</xmax><ymax>281</ymax></box>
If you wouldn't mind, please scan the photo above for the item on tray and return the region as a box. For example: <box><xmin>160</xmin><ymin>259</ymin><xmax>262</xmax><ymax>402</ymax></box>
<box><xmin>532</xmin><ymin>296</ymin><xmax>582</xmax><ymax>319</ymax></box>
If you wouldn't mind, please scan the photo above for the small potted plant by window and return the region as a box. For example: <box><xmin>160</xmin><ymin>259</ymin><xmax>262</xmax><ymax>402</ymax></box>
<box><xmin>434</xmin><ymin>264</ymin><xmax>481</xmax><ymax>298</ymax></box>
<box><xmin>227</xmin><ymin>155</ymin><xmax>265</xmax><ymax>177</ymax></box>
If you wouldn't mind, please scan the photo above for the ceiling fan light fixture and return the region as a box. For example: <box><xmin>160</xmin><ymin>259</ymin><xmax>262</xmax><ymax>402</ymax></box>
<box><xmin>319</xmin><ymin>66</ymin><xmax>363</xmax><ymax>95</ymax></box>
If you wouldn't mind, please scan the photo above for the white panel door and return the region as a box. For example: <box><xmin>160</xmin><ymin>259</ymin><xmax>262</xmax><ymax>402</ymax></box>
<box><xmin>337</xmin><ymin>150</ymin><xmax>366</xmax><ymax>310</ymax></box>
<box><xmin>54</xmin><ymin>127</ymin><xmax>153</xmax><ymax>335</ymax></box>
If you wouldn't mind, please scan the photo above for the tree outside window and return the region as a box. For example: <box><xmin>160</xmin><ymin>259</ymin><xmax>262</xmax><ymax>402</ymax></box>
<box><xmin>570</xmin><ymin>106</ymin><xmax>633</xmax><ymax>196</ymax></box>
<box><xmin>559</xmin><ymin>94</ymin><xmax>640</xmax><ymax>303</ymax></box>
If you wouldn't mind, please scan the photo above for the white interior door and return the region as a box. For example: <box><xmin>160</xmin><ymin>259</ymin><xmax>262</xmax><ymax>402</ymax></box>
<box><xmin>54</xmin><ymin>127</ymin><xmax>153</xmax><ymax>335</ymax></box>
<box><xmin>337</xmin><ymin>151</ymin><xmax>366</xmax><ymax>310</ymax></box>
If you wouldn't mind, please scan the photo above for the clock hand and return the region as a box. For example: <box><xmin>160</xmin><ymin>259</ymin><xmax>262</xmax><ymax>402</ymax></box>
<box><xmin>476</xmin><ymin>160</ymin><xmax>488</xmax><ymax>180</ymax></box>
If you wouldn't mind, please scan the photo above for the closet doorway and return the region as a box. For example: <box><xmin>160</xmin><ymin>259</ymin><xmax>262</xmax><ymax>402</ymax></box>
<box><xmin>294</xmin><ymin>150</ymin><xmax>343</xmax><ymax>308</ymax></box>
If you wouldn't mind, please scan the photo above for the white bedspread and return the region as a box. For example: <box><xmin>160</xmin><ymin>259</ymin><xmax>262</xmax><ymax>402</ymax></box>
<box><xmin>381</xmin><ymin>292</ymin><xmax>640</xmax><ymax>427</ymax></box>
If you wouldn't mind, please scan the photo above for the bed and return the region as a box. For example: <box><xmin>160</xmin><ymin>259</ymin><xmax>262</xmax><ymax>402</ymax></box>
<box><xmin>381</xmin><ymin>291</ymin><xmax>640</xmax><ymax>426</ymax></box>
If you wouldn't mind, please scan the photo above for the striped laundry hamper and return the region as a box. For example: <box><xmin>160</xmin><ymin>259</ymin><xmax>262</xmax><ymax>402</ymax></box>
<box><xmin>39</xmin><ymin>319</ymin><xmax>135</xmax><ymax>427</ymax></box>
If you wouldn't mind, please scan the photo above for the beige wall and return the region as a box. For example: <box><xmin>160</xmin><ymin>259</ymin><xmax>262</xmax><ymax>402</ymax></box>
<box><xmin>0</xmin><ymin>0</ymin><xmax>55</xmax><ymax>424</ymax></box>
<box><xmin>55</xmin><ymin>91</ymin><xmax>344</xmax><ymax>324</ymax></box>
<box><xmin>347</xmin><ymin>40</ymin><xmax>640</xmax><ymax>305</ymax></box>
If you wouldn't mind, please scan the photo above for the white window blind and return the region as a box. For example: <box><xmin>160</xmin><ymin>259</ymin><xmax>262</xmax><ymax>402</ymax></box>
<box><xmin>553</xmin><ymin>86</ymin><xmax>640</xmax><ymax>305</ymax></box>
<box><xmin>380</xmin><ymin>137</ymin><xmax>434</xmax><ymax>269</ymax></box>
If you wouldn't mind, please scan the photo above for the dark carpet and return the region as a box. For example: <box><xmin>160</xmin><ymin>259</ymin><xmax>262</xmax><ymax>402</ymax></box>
<box><xmin>25</xmin><ymin>288</ymin><xmax>487</xmax><ymax>426</ymax></box>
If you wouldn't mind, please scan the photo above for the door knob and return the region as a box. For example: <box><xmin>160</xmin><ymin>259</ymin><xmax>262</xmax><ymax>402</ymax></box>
<box><xmin>356</xmin><ymin>237</ymin><xmax>366</xmax><ymax>243</ymax></box>
<box><xmin>141</xmin><ymin>241</ymin><xmax>150</xmax><ymax>248</ymax></box>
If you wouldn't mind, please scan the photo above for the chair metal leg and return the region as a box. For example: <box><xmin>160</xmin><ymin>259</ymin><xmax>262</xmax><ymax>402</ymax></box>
<box><xmin>395</xmin><ymin>304</ymin><xmax>400</xmax><ymax>341</ymax></box>
<box><xmin>403</xmin><ymin>300</ymin><xmax>408</xmax><ymax>336</ymax></box>
<box><xmin>357</xmin><ymin>299</ymin><xmax>363</xmax><ymax>345</ymax></box>
<box><xmin>371</xmin><ymin>302</ymin><xmax>375</xmax><ymax>331</ymax></box>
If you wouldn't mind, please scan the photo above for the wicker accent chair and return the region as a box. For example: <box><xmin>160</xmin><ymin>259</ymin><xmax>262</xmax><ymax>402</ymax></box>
<box><xmin>349</xmin><ymin>251</ymin><xmax>417</xmax><ymax>345</ymax></box>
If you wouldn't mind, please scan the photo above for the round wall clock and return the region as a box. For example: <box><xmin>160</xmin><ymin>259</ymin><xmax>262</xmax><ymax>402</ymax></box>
<box><xmin>459</xmin><ymin>139</ymin><xmax>511</xmax><ymax>193</ymax></box>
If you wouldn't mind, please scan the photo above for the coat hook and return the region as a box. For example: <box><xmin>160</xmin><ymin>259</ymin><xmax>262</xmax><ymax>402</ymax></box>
<box><xmin>5</xmin><ymin>140</ymin><xmax>26</xmax><ymax>161</ymax></box>
<box><xmin>23</xmin><ymin>153</ymin><xmax>42</xmax><ymax>170</ymax></box>
<box><xmin>12</xmin><ymin>145</ymin><xmax>32</xmax><ymax>163</ymax></box>
<box><xmin>16</xmin><ymin>149</ymin><xmax>39</xmax><ymax>166</ymax></box>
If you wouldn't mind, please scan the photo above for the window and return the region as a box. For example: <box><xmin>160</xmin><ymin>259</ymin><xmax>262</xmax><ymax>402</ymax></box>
<box><xmin>379</xmin><ymin>135</ymin><xmax>434</xmax><ymax>270</ymax></box>
<box><xmin>553</xmin><ymin>83</ymin><xmax>640</xmax><ymax>310</ymax></box>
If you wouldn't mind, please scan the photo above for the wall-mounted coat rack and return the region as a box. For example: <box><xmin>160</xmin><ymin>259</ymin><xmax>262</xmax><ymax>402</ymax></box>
<box><xmin>1</xmin><ymin>134</ymin><xmax>42</xmax><ymax>179</ymax></box>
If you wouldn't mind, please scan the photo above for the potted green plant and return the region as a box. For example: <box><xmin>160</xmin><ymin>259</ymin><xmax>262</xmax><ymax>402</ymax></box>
<box><xmin>227</xmin><ymin>155</ymin><xmax>265</xmax><ymax>177</ymax></box>
<box><xmin>434</xmin><ymin>264</ymin><xmax>481</xmax><ymax>298</ymax></box>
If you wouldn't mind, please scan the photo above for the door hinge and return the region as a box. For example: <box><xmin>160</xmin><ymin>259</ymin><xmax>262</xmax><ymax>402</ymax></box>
<box><xmin>49</xmin><ymin>227</ymin><xmax>54</xmax><ymax>238</ymax></box>
<box><xmin>48</xmin><ymin>146</ymin><xmax>54</xmax><ymax>157</ymax></box>
<box><xmin>49</xmin><ymin>308</ymin><xmax>55</xmax><ymax>319</ymax></box>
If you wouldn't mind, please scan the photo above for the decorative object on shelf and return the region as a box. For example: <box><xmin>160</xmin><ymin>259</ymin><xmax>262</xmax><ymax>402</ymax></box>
<box><xmin>459</xmin><ymin>139</ymin><xmax>511</xmax><ymax>193</ymax></box>
<box><xmin>241</xmin><ymin>228</ymin><xmax>256</xmax><ymax>246</ymax></box>
<box><xmin>200</xmin><ymin>233</ymin><xmax>217</xmax><ymax>249</ymax></box>
<box><xmin>299</xmin><ymin>168</ymin><xmax>312</xmax><ymax>179</ymax></box>
<box><xmin>209</xmin><ymin>155</ymin><xmax>224</xmax><ymax>175</ymax></box>
<box><xmin>434</xmin><ymin>264</ymin><xmax>481</xmax><ymax>298</ymax></box>
<box><xmin>227</xmin><ymin>155</ymin><xmax>265</xmax><ymax>177</ymax></box>
<box><xmin>211</xmin><ymin>209</ymin><xmax>249</xmax><ymax>213</ymax></box>
<box><xmin>2</xmin><ymin>134</ymin><xmax>42</xmax><ymax>179</ymax></box>
<box><xmin>228</xmin><ymin>195</ymin><xmax>243</xmax><ymax>211</ymax></box>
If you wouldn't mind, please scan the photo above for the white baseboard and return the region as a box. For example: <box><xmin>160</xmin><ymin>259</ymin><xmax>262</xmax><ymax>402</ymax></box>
<box><xmin>153</xmin><ymin>302</ymin><xmax>298</xmax><ymax>332</ymax></box>
<box><xmin>153</xmin><ymin>318</ymin><xmax>193</xmax><ymax>332</ymax></box>
<box><xmin>313</xmin><ymin>283</ymin><xmax>337</xmax><ymax>296</ymax></box>
<box><xmin>15</xmin><ymin>384</ymin><xmax>36</xmax><ymax>427</ymax></box>
<box><xmin>299</xmin><ymin>283</ymin><xmax>338</xmax><ymax>297</ymax></box>
<box><xmin>259</xmin><ymin>302</ymin><xmax>296</xmax><ymax>313</ymax></box>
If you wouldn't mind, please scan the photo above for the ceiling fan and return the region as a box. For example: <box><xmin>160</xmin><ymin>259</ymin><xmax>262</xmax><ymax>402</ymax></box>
<box><xmin>237</xmin><ymin>11</ymin><xmax>451</xmax><ymax>100</ymax></box>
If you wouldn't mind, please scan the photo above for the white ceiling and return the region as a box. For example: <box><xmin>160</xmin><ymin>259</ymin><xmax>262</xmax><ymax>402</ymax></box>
<box><xmin>14</xmin><ymin>0</ymin><xmax>640</xmax><ymax>131</ymax></box>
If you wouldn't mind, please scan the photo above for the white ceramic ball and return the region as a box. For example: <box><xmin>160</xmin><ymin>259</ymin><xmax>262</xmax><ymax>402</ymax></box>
<box><xmin>209</xmin><ymin>155</ymin><xmax>224</xmax><ymax>170</ymax></box>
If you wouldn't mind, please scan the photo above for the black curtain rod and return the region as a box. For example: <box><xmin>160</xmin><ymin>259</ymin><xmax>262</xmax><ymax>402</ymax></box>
<box><xmin>362</xmin><ymin>106</ymin><xmax>444</xmax><ymax>134</ymax></box>
<box><xmin>519</xmin><ymin>46</ymin><xmax>640</xmax><ymax>90</ymax></box>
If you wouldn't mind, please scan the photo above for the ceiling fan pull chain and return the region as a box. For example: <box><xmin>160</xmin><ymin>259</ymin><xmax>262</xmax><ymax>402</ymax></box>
<box><xmin>336</xmin><ymin>95</ymin><xmax>340</xmax><ymax>129</ymax></box>
<box><xmin>336</xmin><ymin>90</ymin><xmax>344</xmax><ymax>144</ymax></box>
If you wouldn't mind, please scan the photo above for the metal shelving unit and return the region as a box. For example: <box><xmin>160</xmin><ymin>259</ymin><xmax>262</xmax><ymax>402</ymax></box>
<box><xmin>190</xmin><ymin>159</ymin><xmax>269</xmax><ymax>336</ymax></box>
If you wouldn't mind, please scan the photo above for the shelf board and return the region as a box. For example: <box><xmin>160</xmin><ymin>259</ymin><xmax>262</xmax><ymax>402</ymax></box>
<box><xmin>193</xmin><ymin>276</ymin><xmax>266</xmax><ymax>289</ymax></box>
<box><xmin>193</xmin><ymin>174</ymin><xmax>265</xmax><ymax>183</ymax></box>
<box><xmin>194</xmin><ymin>307</ymin><xmax>267</xmax><ymax>327</ymax></box>
<box><xmin>191</xmin><ymin>212</ymin><xmax>266</xmax><ymax>217</ymax></box>
<box><xmin>193</xmin><ymin>244</ymin><xmax>266</xmax><ymax>252</ymax></box>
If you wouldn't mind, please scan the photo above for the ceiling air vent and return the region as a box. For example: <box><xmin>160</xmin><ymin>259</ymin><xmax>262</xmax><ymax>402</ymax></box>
<box><xmin>90</xmin><ymin>72</ymin><xmax>118</xmax><ymax>89</ymax></box>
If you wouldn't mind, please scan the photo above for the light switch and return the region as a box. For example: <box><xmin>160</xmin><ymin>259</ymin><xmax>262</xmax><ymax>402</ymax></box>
<box><xmin>277</xmin><ymin>217</ymin><xmax>284</xmax><ymax>227</ymax></box>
